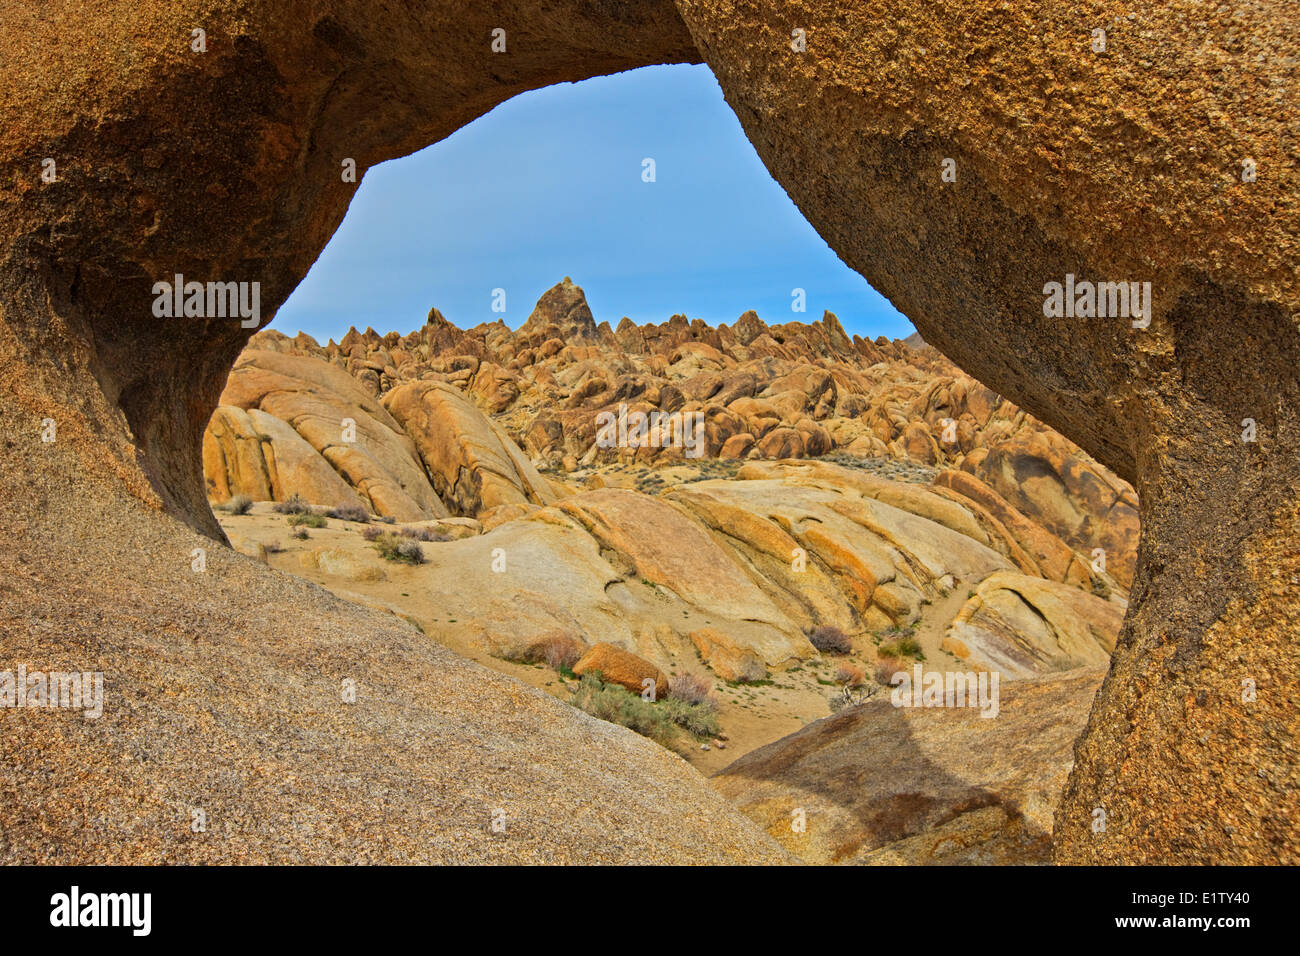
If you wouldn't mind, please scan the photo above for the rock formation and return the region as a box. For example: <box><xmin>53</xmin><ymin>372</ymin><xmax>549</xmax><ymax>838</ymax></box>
<box><xmin>229</xmin><ymin>278</ymin><xmax>1139</xmax><ymax>588</ymax></box>
<box><xmin>672</xmin><ymin>0</ymin><xmax>1299</xmax><ymax>864</ymax></box>
<box><xmin>2</xmin><ymin>0</ymin><xmax>1295</xmax><ymax>863</ymax></box>
<box><xmin>1</xmin><ymin>0</ymin><xmax>780</xmax><ymax>866</ymax></box>
<box><xmin>715</xmin><ymin>668</ymin><xmax>1106</xmax><ymax>864</ymax></box>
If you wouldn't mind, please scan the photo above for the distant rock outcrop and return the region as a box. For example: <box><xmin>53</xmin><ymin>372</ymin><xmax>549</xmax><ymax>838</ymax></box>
<box><xmin>240</xmin><ymin>278</ymin><xmax>1139</xmax><ymax>584</ymax></box>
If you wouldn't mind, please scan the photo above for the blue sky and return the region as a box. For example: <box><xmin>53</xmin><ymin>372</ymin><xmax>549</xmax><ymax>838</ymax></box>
<box><xmin>271</xmin><ymin>63</ymin><xmax>913</xmax><ymax>343</ymax></box>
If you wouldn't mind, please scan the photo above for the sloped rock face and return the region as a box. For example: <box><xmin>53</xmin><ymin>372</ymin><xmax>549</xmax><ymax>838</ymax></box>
<box><xmin>942</xmin><ymin>571</ymin><xmax>1123</xmax><ymax>679</ymax></box>
<box><xmin>715</xmin><ymin>668</ymin><xmax>1106</xmax><ymax>864</ymax></box>
<box><xmin>217</xmin><ymin>350</ymin><xmax>447</xmax><ymax>520</ymax></box>
<box><xmin>204</xmin><ymin>405</ymin><xmax>365</xmax><ymax>509</ymax></box>
<box><xmin>356</xmin><ymin>461</ymin><xmax>1120</xmax><ymax>686</ymax></box>
<box><xmin>675</xmin><ymin>0</ymin><xmax>1300</xmax><ymax>864</ymax></box>
<box><xmin>383</xmin><ymin>380</ymin><xmax>558</xmax><ymax>516</ymax></box>
<box><xmin>4</xmin><ymin>0</ymin><xmax>1296</xmax><ymax>864</ymax></box>
<box><xmin>2</xmin><ymin>1</ymin><xmax>786</xmax><ymax>866</ymax></box>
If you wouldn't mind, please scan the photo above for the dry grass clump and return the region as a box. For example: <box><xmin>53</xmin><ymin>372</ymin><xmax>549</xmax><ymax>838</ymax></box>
<box><xmin>808</xmin><ymin>625</ymin><xmax>853</xmax><ymax>654</ymax></box>
<box><xmin>327</xmin><ymin>502</ymin><xmax>370</xmax><ymax>523</ymax></box>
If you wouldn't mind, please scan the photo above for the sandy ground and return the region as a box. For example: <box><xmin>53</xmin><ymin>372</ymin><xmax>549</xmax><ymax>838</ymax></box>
<box><xmin>217</xmin><ymin>493</ymin><xmax>977</xmax><ymax>774</ymax></box>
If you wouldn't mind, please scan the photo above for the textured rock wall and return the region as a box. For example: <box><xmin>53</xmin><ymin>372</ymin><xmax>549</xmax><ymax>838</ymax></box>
<box><xmin>0</xmin><ymin>0</ymin><xmax>700</xmax><ymax>539</ymax></box>
<box><xmin>3</xmin><ymin>0</ymin><xmax>1296</xmax><ymax>862</ymax></box>
<box><xmin>673</xmin><ymin>0</ymin><xmax>1299</xmax><ymax>862</ymax></box>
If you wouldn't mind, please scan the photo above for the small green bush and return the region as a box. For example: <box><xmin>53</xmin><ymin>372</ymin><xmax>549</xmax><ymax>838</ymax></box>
<box><xmin>372</xmin><ymin>532</ymin><xmax>425</xmax><ymax>564</ymax></box>
<box><xmin>878</xmin><ymin>635</ymin><xmax>922</xmax><ymax>659</ymax></box>
<box><xmin>570</xmin><ymin>675</ymin><xmax>673</xmax><ymax>744</ymax></box>
<box><xmin>660</xmin><ymin>696</ymin><xmax>720</xmax><ymax>738</ymax></box>
<box><xmin>287</xmin><ymin>512</ymin><xmax>326</xmax><ymax>528</ymax></box>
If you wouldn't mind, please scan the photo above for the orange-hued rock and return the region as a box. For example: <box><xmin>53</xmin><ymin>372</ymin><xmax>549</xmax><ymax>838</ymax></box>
<box><xmin>688</xmin><ymin>628</ymin><xmax>766</xmax><ymax>683</ymax></box>
<box><xmin>205</xmin><ymin>404</ymin><xmax>369</xmax><ymax>512</ymax></box>
<box><xmin>382</xmin><ymin>379</ymin><xmax>557</xmax><ymax>516</ymax></box>
<box><xmin>933</xmin><ymin>468</ymin><xmax>1091</xmax><ymax>588</ymax></box>
<box><xmin>573</xmin><ymin>642</ymin><xmax>669</xmax><ymax>698</ymax></box>
<box><xmin>968</xmin><ymin>432</ymin><xmax>1139</xmax><ymax>589</ymax></box>
<box><xmin>231</xmin><ymin>278</ymin><xmax>1140</xmax><ymax>594</ymax></box>
<box><xmin>6</xmin><ymin>0</ymin><xmax>1296</xmax><ymax>867</ymax></box>
<box><xmin>219</xmin><ymin>350</ymin><xmax>445</xmax><ymax>521</ymax></box>
<box><xmin>558</xmin><ymin>489</ymin><xmax>804</xmax><ymax>652</ymax></box>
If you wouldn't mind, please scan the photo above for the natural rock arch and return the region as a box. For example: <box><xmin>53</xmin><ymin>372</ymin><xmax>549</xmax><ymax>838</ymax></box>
<box><xmin>1</xmin><ymin>1</ymin><xmax>1295</xmax><ymax>863</ymax></box>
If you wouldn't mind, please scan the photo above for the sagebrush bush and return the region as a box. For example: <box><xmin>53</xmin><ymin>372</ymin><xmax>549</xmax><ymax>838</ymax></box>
<box><xmin>878</xmin><ymin>635</ymin><xmax>922</xmax><ymax>660</ymax></box>
<box><xmin>668</xmin><ymin>672</ymin><xmax>716</xmax><ymax>706</ymax></box>
<box><xmin>808</xmin><ymin>625</ymin><xmax>854</xmax><ymax>654</ymax></box>
<box><xmin>541</xmin><ymin>637</ymin><xmax>582</xmax><ymax>673</ymax></box>
<box><xmin>660</xmin><ymin>696</ymin><xmax>720</xmax><ymax>738</ymax></box>
<box><xmin>372</xmin><ymin>533</ymin><xmax>425</xmax><ymax>564</ymax></box>
<box><xmin>327</xmin><ymin>502</ymin><xmax>370</xmax><ymax>523</ymax></box>
<box><xmin>361</xmin><ymin>525</ymin><xmax>383</xmax><ymax>542</ymax></box>
<box><xmin>836</xmin><ymin>663</ymin><xmax>866</xmax><ymax>687</ymax></box>
<box><xmin>272</xmin><ymin>494</ymin><xmax>311</xmax><ymax>515</ymax></box>
<box><xmin>570</xmin><ymin>675</ymin><xmax>674</xmax><ymax>744</ymax></box>
<box><xmin>291</xmin><ymin>527</ymin><xmax>310</xmax><ymax>541</ymax></box>
<box><xmin>287</xmin><ymin>512</ymin><xmax>326</xmax><ymax>528</ymax></box>
<box><xmin>505</xmin><ymin>636</ymin><xmax>583</xmax><ymax>674</ymax></box>
<box><xmin>400</xmin><ymin>525</ymin><xmax>450</xmax><ymax>542</ymax></box>
<box><xmin>225</xmin><ymin>494</ymin><xmax>253</xmax><ymax>515</ymax></box>
<box><xmin>874</xmin><ymin>655</ymin><xmax>905</xmax><ymax>686</ymax></box>
<box><xmin>396</xmin><ymin>539</ymin><xmax>425</xmax><ymax>563</ymax></box>
<box><xmin>730</xmin><ymin>657</ymin><xmax>768</xmax><ymax>684</ymax></box>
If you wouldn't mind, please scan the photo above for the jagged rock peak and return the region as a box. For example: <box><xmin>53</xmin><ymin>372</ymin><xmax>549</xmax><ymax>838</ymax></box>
<box><xmin>521</xmin><ymin>277</ymin><xmax>599</xmax><ymax>341</ymax></box>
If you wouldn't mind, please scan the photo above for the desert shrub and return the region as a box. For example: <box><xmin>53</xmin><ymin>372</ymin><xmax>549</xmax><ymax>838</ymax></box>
<box><xmin>570</xmin><ymin>675</ymin><xmax>673</xmax><ymax>744</ymax></box>
<box><xmin>361</xmin><ymin>525</ymin><xmax>383</xmax><ymax>542</ymax></box>
<box><xmin>287</xmin><ymin>512</ymin><xmax>326</xmax><ymax>528</ymax></box>
<box><xmin>327</xmin><ymin>502</ymin><xmax>370</xmax><ymax>523</ymax></box>
<box><xmin>878</xmin><ymin>635</ymin><xmax>922</xmax><ymax>660</ymax></box>
<box><xmin>874</xmin><ymin>656</ymin><xmax>905</xmax><ymax>686</ymax></box>
<box><xmin>505</xmin><ymin>636</ymin><xmax>583</xmax><ymax>675</ymax></box>
<box><xmin>668</xmin><ymin>672</ymin><xmax>716</xmax><ymax>706</ymax></box>
<box><xmin>540</xmin><ymin>637</ymin><xmax>582</xmax><ymax>673</ymax></box>
<box><xmin>372</xmin><ymin>533</ymin><xmax>425</xmax><ymax>564</ymax></box>
<box><xmin>291</xmin><ymin>527</ymin><xmax>310</xmax><ymax>541</ymax></box>
<box><xmin>660</xmin><ymin>696</ymin><xmax>720</xmax><ymax>738</ymax></box>
<box><xmin>400</xmin><ymin>525</ymin><xmax>450</xmax><ymax>542</ymax></box>
<box><xmin>729</xmin><ymin>657</ymin><xmax>769</xmax><ymax>684</ymax></box>
<box><xmin>808</xmin><ymin>625</ymin><xmax>854</xmax><ymax>654</ymax></box>
<box><xmin>396</xmin><ymin>540</ymin><xmax>425</xmax><ymax>564</ymax></box>
<box><xmin>836</xmin><ymin>663</ymin><xmax>866</xmax><ymax>688</ymax></box>
<box><xmin>272</xmin><ymin>494</ymin><xmax>312</xmax><ymax>515</ymax></box>
<box><xmin>225</xmin><ymin>494</ymin><xmax>253</xmax><ymax>515</ymax></box>
<box><xmin>263</xmin><ymin>540</ymin><xmax>284</xmax><ymax>554</ymax></box>
<box><xmin>376</xmin><ymin>515</ymin><xmax>396</xmax><ymax>525</ymax></box>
